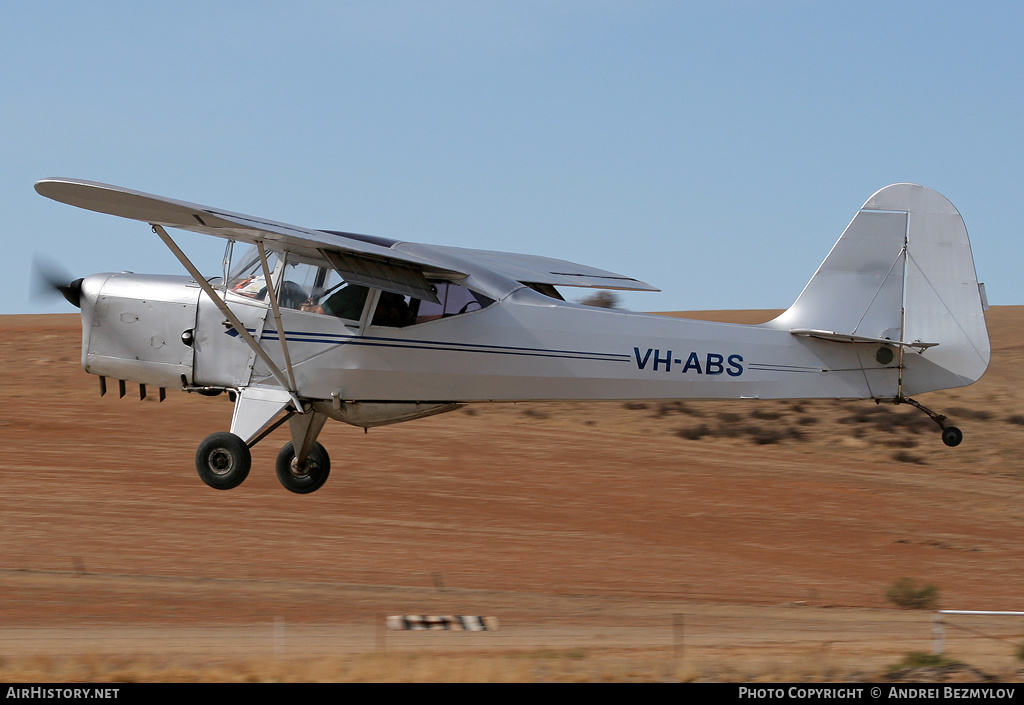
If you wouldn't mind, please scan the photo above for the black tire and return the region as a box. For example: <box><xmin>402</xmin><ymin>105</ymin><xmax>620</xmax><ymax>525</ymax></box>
<box><xmin>275</xmin><ymin>441</ymin><xmax>330</xmax><ymax>494</ymax></box>
<box><xmin>941</xmin><ymin>426</ymin><xmax>963</xmax><ymax>448</ymax></box>
<box><xmin>195</xmin><ymin>432</ymin><xmax>251</xmax><ymax>490</ymax></box>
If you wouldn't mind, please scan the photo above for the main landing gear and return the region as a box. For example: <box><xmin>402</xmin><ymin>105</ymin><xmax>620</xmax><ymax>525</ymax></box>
<box><xmin>276</xmin><ymin>441</ymin><xmax>331</xmax><ymax>494</ymax></box>
<box><xmin>195</xmin><ymin>432</ymin><xmax>251</xmax><ymax>490</ymax></box>
<box><xmin>194</xmin><ymin>406</ymin><xmax>332</xmax><ymax>494</ymax></box>
<box><xmin>892</xmin><ymin>396</ymin><xmax>963</xmax><ymax>448</ymax></box>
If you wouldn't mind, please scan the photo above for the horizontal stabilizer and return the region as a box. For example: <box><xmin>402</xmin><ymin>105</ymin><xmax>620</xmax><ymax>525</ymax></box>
<box><xmin>790</xmin><ymin>328</ymin><xmax>938</xmax><ymax>351</ymax></box>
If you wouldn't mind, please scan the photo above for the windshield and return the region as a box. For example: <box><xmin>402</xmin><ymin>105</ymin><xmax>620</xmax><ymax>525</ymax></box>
<box><xmin>225</xmin><ymin>244</ymin><xmax>279</xmax><ymax>299</ymax></box>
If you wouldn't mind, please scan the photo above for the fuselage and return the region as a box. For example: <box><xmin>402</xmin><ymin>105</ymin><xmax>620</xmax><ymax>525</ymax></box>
<box><xmin>77</xmin><ymin>269</ymin><xmax>910</xmax><ymax>414</ymax></box>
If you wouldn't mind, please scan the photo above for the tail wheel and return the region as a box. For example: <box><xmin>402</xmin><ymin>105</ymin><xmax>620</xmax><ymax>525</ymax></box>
<box><xmin>276</xmin><ymin>441</ymin><xmax>330</xmax><ymax>494</ymax></box>
<box><xmin>195</xmin><ymin>432</ymin><xmax>251</xmax><ymax>490</ymax></box>
<box><xmin>941</xmin><ymin>426</ymin><xmax>963</xmax><ymax>447</ymax></box>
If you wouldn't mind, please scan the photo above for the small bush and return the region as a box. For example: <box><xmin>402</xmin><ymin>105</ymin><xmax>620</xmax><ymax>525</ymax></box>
<box><xmin>676</xmin><ymin>425</ymin><xmax>711</xmax><ymax>441</ymax></box>
<box><xmin>653</xmin><ymin>401</ymin><xmax>697</xmax><ymax>417</ymax></box>
<box><xmin>746</xmin><ymin>425</ymin><xmax>787</xmax><ymax>445</ymax></box>
<box><xmin>885</xmin><ymin>578</ymin><xmax>939</xmax><ymax>609</ymax></box>
<box><xmin>579</xmin><ymin>291</ymin><xmax>620</xmax><ymax>308</ymax></box>
<box><xmin>886</xmin><ymin>651</ymin><xmax>959</xmax><ymax>674</ymax></box>
<box><xmin>894</xmin><ymin>451</ymin><xmax>925</xmax><ymax>464</ymax></box>
<box><xmin>659</xmin><ymin>401</ymin><xmax>693</xmax><ymax>415</ymax></box>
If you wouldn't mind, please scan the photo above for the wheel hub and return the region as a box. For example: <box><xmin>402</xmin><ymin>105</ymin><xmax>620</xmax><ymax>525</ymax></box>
<box><xmin>208</xmin><ymin>449</ymin><xmax>234</xmax><ymax>475</ymax></box>
<box><xmin>289</xmin><ymin>457</ymin><xmax>312</xmax><ymax>478</ymax></box>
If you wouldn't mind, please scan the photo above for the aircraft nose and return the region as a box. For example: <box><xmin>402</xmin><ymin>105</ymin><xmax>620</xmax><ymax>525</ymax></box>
<box><xmin>58</xmin><ymin>278</ymin><xmax>84</xmax><ymax>308</ymax></box>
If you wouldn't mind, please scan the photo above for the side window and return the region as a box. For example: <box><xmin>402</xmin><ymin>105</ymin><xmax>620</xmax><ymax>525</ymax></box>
<box><xmin>313</xmin><ymin>283</ymin><xmax>370</xmax><ymax>321</ymax></box>
<box><xmin>405</xmin><ymin>282</ymin><xmax>494</xmax><ymax>325</ymax></box>
<box><xmin>267</xmin><ymin>259</ymin><xmax>367</xmax><ymax>321</ymax></box>
<box><xmin>279</xmin><ymin>261</ymin><xmax>346</xmax><ymax>312</ymax></box>
<box><xmin>271</xmin><ymin>267</ymin><xmax>494</xmax><ymax>328</ymax></box>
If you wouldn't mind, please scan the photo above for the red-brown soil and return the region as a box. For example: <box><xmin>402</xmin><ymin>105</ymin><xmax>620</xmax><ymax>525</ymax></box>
<box><xmin>1</xmin><ymin>309</ymin><xmax>1022</xmax><ymax>681</ymax></box>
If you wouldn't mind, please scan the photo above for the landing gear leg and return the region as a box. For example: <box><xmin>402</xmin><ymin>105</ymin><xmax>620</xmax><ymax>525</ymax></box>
<box><xmin>892</xmin><ymin>396</ymin><xmax>963</xmax><ymax>447</ymax></box>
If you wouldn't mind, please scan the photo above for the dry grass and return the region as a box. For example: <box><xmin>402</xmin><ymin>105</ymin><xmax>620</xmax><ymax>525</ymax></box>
<box><xmin>0</xmin><ymin>650</ymin><xmax>1020</xmax><ymax>683</ymax></box>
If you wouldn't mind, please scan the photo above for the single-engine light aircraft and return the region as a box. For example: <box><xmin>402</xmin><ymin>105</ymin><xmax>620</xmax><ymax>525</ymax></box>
<box><xmin>34</xmin><ymin>179</ymin><xmax>990</xmax><ymax>494</ymax></box>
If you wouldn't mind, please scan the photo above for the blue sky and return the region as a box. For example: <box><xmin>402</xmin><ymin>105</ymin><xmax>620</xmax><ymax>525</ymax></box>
<box><xmin>5</xmin><ymin>1</ymin><xmax>1022</xmax><ymax>314</ymax></box>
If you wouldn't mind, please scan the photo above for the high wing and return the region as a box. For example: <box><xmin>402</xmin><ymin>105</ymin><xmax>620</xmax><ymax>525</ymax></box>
<box><xmin>33</xmin><ymin>178</ymin><xmax>658</xmax><ymax>299</ymax></box>
<box><xmin>34</xmin><ymin>177</ymin><xmax>459</xmax><ymax>301</ymax></box>
<box><xmin>400</xmin><ymin>243</ymin><xmax>660</xmax><ymax>292</ymax></box>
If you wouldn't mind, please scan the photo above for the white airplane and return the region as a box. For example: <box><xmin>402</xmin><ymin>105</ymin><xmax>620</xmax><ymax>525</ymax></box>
<box><xmin>34</xmin><ymin>179</ymin><xmax>990</xmax><ymax>494</ymax></box>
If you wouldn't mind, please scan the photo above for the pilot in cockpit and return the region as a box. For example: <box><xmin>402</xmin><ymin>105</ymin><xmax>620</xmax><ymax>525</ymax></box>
<box><xmin>301</xmin><ymin>285</ymin><xmax>409</xmax><ymax>326</ymax></box>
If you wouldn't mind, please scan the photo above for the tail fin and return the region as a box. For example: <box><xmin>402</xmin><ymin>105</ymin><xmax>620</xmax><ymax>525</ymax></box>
<box><xmin>767</xmin><ymin>184</ymin><xmax>990</xmax><ymax>394</ymax></box>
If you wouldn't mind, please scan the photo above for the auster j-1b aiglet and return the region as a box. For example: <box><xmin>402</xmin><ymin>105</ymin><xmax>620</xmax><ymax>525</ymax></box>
<box><xmin>34</xmin><ymin>179</ymin><xmax>991</xmax><ymax>494</ymax></box>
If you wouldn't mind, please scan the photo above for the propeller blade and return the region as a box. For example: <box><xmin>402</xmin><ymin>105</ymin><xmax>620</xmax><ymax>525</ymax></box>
<box><xmin>31</xmin><ymin>256</ymin><xmax>83</xmax><ymax>308</ymax></box>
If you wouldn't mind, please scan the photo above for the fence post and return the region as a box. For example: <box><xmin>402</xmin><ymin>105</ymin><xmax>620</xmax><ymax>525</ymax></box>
<box><xmin>274</xmin><ymin>617</ymin><xmax>284</xmax><ymax>656</ymax></box>
<box><xmin>932</xmin><ymin>613</ymin><xmax>944</xmax><ymax>655</ymax></box>
<box><xmin>673</xmin><ymin>613</ymin><xmax>684</xmax><ymax>660</ymax></box>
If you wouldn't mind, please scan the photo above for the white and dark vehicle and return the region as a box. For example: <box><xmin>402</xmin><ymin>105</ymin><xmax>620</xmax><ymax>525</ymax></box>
<box><xmin>35</xmin><ymin>179</ymin><xmax>990</xmax><ymax>494</ymax></box>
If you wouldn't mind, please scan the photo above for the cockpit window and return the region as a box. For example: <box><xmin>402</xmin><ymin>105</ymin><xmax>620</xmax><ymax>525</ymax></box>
<box><xmin>370</xmin><ymin>281</ymin><xmax>495</xmax><ymax>328</ymax></box>
<box><xmin>280</xmin><ymin>260</ymin><xmax>400</xmax><ymax>325</ymax></box>
<box><xmin>225</xmin><ymin>248</ymin><xmax>494</xmax><ymax>327</ymax></box>
<box><xmin>279</xmin><ymin>260</ymin><xmax>359</xmax><ymax>318</ymax></box>
<box><xmin>411</xmin><ymin>282</ymin><xmax>493</xmax><ymax>323</ymax></box>
<box><xmin>226</xmin><ymin>245</ymin><xmax>278</xmax><ymax>300</ymax></box>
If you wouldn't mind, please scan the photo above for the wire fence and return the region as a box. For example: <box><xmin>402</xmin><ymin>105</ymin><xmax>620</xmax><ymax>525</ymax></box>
<box><xmin>932</xmin><ymin>611</ymin><xmax>1024</xmax><ymax>657</ymax></box>
<box><xmin>3</xmin><ymin>610</ymin><xmax>1018</xmax><ymax>661</ymax></box>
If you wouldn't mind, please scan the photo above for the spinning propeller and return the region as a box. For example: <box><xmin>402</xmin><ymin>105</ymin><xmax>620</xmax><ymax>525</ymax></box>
<box><xmin>31</xmin><ymin>256</ymin><xmax>83</xmax><ymax>308</ymax></box>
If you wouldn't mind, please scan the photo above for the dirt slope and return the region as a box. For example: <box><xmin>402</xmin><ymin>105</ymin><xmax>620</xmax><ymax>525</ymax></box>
<box><xmin>1</xmin><ymin>309</ymin><xmax>1022</xmax><ymax>678</ymax></box>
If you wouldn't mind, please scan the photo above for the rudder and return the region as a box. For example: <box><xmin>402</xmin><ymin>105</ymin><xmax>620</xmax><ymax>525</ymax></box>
<box><xmin>767</xmin><ymin>184</ymin><xmax>989</xmax><ymax>395</ymax></box>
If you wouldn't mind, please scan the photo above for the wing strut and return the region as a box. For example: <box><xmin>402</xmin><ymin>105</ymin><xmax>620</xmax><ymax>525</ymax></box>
<box><xmin>256</xmin><ymin>241</ymin><xmax>297</xmax><ymax>392</ymax></box>
<box><xmin>151</xmin><ymin>224</ymin><xmax>302</xmax><ymax>410</ymax></box>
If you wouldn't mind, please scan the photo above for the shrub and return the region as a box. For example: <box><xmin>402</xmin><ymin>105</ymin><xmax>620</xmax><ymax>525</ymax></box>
<box><xmin>894</xmin><ymin>451</ymin><xmax>925</xmax><ymax>464</ymax></box>
<box><xmin>885</xmin><ymin>578</ymin><xmax>939</xmax><ymax>609</ymax></box>
<box><xmin>579</xmin><ymin>291</ymin><xmax>619</xmax><ymax>308</ymax></box>
<box><xmin>676</xmin><ymin>425</ymin><xmax>711</xmax><ymax>441</ymax></box>
<box><xmin>886</xmin><ymin>651</ymin><xmax>959</xmax><ymax>674</ymax></box>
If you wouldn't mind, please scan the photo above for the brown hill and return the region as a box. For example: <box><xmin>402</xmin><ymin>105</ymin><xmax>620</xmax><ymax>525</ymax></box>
<box><xmin>1</xmin><ymin>308</ymin><xmax>1022</xmax><ymax>681</ymax></box>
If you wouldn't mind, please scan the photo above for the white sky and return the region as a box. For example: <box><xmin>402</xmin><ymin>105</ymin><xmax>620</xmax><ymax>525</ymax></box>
<box><xmin>5</xmin><ymin>1</ymin><xmax>1022</xmax><ymax>314</ymax></box>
